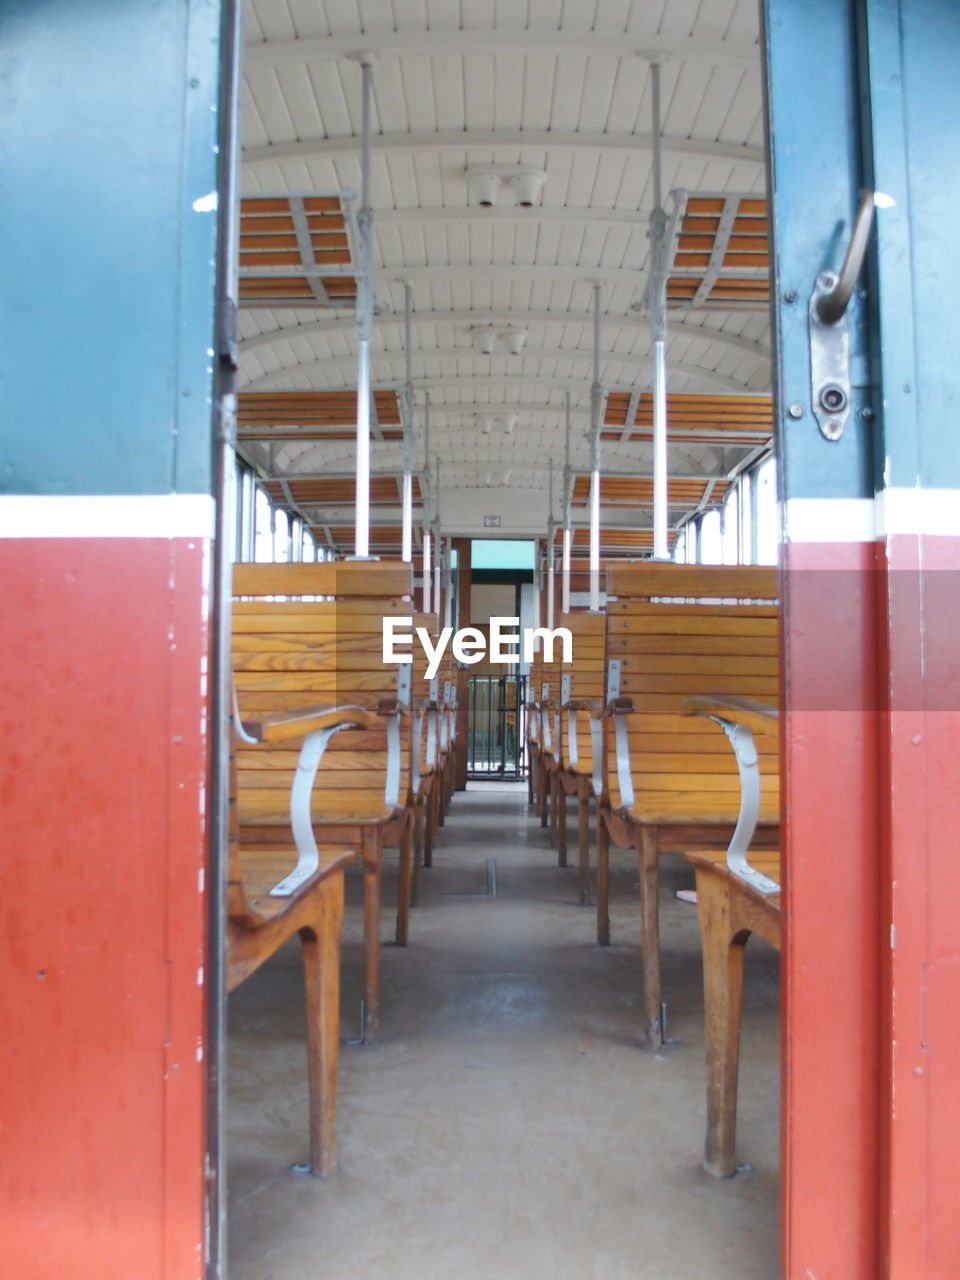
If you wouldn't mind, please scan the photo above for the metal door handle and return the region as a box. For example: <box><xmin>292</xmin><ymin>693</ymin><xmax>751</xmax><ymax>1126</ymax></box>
<box><xmin>815</xmin><ymin>189</ymin><xmax>876</xmax><ymax>325</ymax></box>
<box><xmin>808</xmin><ymin>189</ymin><xmax>878</xmax><ymax>441</ymax></box>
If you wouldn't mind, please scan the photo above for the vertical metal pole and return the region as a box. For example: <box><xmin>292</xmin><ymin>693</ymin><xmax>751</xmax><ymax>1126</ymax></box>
<box><xmin>562</xmin><ymin>390</ymin><xmax>572</xmax><ymax>614</ymax></box>
<box><xmin>354</xmin><ymin>56</ymin><xmax>374</xmax><ymax>559</ymax></box>
<box><xmin>448</xmin><ymin>535</ymin><xmax>455</xmax><ymax>624</ymax></box>
<box><xmin>546</xmin><ymin>458</ymin><xmax>555</xmax><ymax>629</ymax></box>
<box><xmin>589</xmin><ymin>283</ymin><xmax>602</xmax><ymax>611</ymax></box>
<box><xmin>422</xmin><ymin>391</ymin><xmax>432</xmax><ymax>611</ymax></box>
<box><xmin>649</xmin><ymin>60</ymin><xmax>669</xmax><ymax>561</ymax></box>
<box><xmin>533</xmin><ymin>539</ymin><xmax>542</xmax><ymax>632</ymax></box>
<box><xmin>423</xmin><ymin>529</ymin><xmax>432</xmax><ymax>613</ymax></box>
<box><xmin>433</xmin><ymin>455</ymin><xmax>442</xmax><ymax>618</ymax></box>
<box><xmin>401</xmin><ymin>281</ymin><xmax>414</xmax><ymax>562</ymax></box>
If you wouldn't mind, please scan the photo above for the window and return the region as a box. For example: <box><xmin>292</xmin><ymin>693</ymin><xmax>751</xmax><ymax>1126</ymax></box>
<box><xmin>721</xmin><ymin>486</ymin><xmax>740</xmax><ymax>564</ymax></box>
<box><xmin>699</xmin><ymin>510</ymin><xmax>723</xmax><ymax>564</ymax></box>
<box><xmin>470</xmin><ymin>540</ymin><xmax>536</xmax><ymax>570</ymax></box>
<box><xmin>754</xmin><ymin>456</ymin><xmax>779</xmax><ymax>565</ymax></box>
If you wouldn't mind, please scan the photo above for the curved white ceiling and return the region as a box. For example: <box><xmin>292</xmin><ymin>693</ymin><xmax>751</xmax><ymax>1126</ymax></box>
<box><xmin>238</xmin><ymin>0</ymin><xmax>771</xmax><ymax>537</ymax></box>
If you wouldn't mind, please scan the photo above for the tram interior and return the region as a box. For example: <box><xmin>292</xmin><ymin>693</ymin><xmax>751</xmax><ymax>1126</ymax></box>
<box><xmin>229</xmin><ymin>3</ymin><xmax>780</xmax><ymax>1276</ymax></box>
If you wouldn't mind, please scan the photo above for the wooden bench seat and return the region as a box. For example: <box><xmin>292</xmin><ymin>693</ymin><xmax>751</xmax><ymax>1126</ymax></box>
<box><xmin>551</xmin><ymin>610</ymin><xmax>605</xmax><ymax>902</ymax></box>
<box><xmin>228</xmin><ymin>706</ymin><xmax>356</xmax><ymax>1177</ymax></box>
<box><xmin>525</xmin><ymin>648</ymin><xmax>548</xmax><ymax>816</ymax></box>
<box><xmin>233</xmin><ymin>560</ymin><xmax>416</xmax><ymax>1044</ymax></box>
<box><xmin>409</xmin><ymin>613</ymin><xmax>444</xmax><ymax>892</ymax></box>
<box><xmin>681</xmin><ymin>695</ymin><xmax>782</xmax><ymax>1179</ymax></box>
<box><xmin>587</xmin><ymin>564</ymin><xmax>780</xmax><ymax>1050</ymax></box>
<box><xmin>535</xmin><ymin>609</ymin><xmax>601</xmax><ymax>901</ymax></box>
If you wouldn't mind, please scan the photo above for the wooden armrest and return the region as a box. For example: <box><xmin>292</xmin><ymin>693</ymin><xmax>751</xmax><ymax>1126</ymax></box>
<box><xmin>682</xmin><ymin>695</ymin><xmax>779</xmax><ymax>739</ymax></box>
<box><xmin>565</xmin><ymin>697</ymin><xmax>603</xmax><ymax>716</ymax></box>
<box><xmin>375</xmin><ymin>696</ymin><xmax>411</xmax><ymax>717</ymax></box>
<box><xmin>239</xmin><ymin>703</ymin><xmax>380</xmax><ymax>742</ymax></box>
<box><xmin>608</xmin><ymin>696</ymin><xmax>635</xmax><ymax>715</ymax></box>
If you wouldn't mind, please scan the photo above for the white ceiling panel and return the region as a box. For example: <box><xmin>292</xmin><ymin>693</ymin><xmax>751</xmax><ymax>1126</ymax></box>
<box><xmin>238</xmin><ymin>1</ymin><xmax>772</xmax><ymax>532</ymax></box>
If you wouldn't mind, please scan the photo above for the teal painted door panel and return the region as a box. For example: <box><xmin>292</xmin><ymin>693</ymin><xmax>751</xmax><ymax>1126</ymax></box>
<box><xmin>0</xmin><ymin>0</ymin><xmax>223</xmax><ymax>497</ymax></box>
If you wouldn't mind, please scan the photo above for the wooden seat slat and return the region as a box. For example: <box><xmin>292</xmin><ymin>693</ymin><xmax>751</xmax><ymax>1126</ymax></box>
<box><xmin>618</xmin><ymin>653</ymin><xmax>781</xmax><ymax>676</ymax></box>
<box><xmin>607</xmin><ymin>615</ymin><xmax>778</xmax><ymax>636</ymax></box>
<box><xmin>608</xmin><ymin>633</ymin><xmax>778</xmax><ymax>656</ymax></box>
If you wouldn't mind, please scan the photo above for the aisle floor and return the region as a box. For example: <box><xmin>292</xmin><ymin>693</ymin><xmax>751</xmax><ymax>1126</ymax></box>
<box><xmin>227</xmin><ymin>785</ymin><xmax>780</xmax><ymax>1280</ymax></box>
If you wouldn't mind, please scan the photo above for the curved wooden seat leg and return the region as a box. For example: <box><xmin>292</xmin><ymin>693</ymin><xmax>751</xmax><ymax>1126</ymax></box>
<box><xmin>554</xmin><ymin>772</ymin><xmax>566</xmax><ymax>865</ymax></box>
<box><xmin>299</xmin><ymin>874</ymin><xmax>345</xmax><ymax>1176</ymax></box>
<box><xmin>423</xmin><ymin>787</ymin><xmax>434</xmax><ymax>868</ymax></box>
<box><xmin>577</xmin><ymin>779</ymin><xmax>591</xmax><ymax>906</ymax></box>
<box><xmin>438</xmin><ymin>757</ymin><xmax>449</xmax><ymax>824</ymax></box>
<box><xmin>547</xmin><ymin>765</ymin><xmax>554</xmax><ymax>837</ymax></box>
<box><xmin>638</xmin><ymin>827</ymin><xmax>663</xmax><ymax>1050</ymax></box>
<box><xmin>433</xmin><ymin>773</ymin><xmax>443</xmax><ymax>843</ymax></box>
<box><xmin>395</xmin><ymin>814</ymin><xmax>414</xmax><ymax>946</ymax></box>
<box><xmin>527</xmin><ymin>748</ymin><xmax>535</xmax><ymax>803</ymax></box>
<box><xmin>596</xmin><ymin>810</ymin><xmax>611</xmax><ymax>945</ymax></box>
<box><xmin>695</xmin><ymin>866</ymin><xmax>748</xmax><ymax>1177</ymax></box>
<box><xmin>411</xmin><ymin>800</ymin><xmax>426</xmax><ymax>903</ymax></box>
<box><xmin>362</xmin><ymin>828</ymin><xmax>382</xmax><ymax>1043</ymax></box>
<box><xmin>538</xmin><ymin>757</ymin><xmax>549</xmax><ymax>827</ymax></box>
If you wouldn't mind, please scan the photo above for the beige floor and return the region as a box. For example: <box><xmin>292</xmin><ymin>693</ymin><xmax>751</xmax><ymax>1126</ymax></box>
<box><xmin>227</xmin><ymin>784</ymin><xmax>780</xmax><ymax>1280</ymax></box>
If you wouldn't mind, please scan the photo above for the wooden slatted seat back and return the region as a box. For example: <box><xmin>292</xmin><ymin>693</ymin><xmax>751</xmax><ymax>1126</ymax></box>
<box><xmin>603</xmin><ymin>564</ymin><xmax>779</xmax><ymax>812</ymax></box>
<box><xmin>232</xmin><ymin>560</ymin><xmax>414</xmax><ymax>828</ymax></box>
<box><xmin>558</xmin><ymin>609</ymin><xmax>606</xmax><ymax>776</ymax></box>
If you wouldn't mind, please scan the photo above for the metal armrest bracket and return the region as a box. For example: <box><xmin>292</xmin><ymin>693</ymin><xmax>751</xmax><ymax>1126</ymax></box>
<box><xmin>613</xmin><ymin>706</ymin><xmax>634</xmax><ymax>810</ymax></box>
<box><xmin>271</xmin><ymin>723</ymin><xmax>351</xmax><ymax>897</ymax></box>
<box><xmin>384</xmin><ymin>710</ymin><xmax>402</xmax><ymax>809</ymax></box>
<box><xmin>715</xmin><ymin>718</ymin><xmax>779</xmax><ymax>895</ymax></box>
<box><xmin>589</xmin><ymin>716</ymin><xmax>603</xmax><ymax>797</ymax></box>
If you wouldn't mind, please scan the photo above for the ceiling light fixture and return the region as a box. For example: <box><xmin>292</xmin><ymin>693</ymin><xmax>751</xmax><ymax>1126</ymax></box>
<box><xmin>465</xmin><ymin>165</ymin><xmax>547</xmax><ymax>209</ymax></box>
<box><xmin>508</xmin><ymin>167</ymin><xmax>546</xmax><ymax>208</ymax></box>
<box><xmin>467</xmin><ymin>168</ymin><xmax>500</xmax><ymax>207</ymax></box>
<box><xmin>470</xmin><ymin>325</ymin><xmax>529</xmax><ymax>355</ymax></box>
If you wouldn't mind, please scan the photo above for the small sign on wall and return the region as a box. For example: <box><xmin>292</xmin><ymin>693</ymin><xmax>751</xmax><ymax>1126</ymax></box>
<box><xmin>483</xmin><ymin>515</ymin><xmax>501</xmax><ymax>527</ymax></box>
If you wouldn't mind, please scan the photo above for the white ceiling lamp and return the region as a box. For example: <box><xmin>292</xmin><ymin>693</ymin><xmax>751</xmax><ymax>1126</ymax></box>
<box><xmin>465</xmin><ymin>164</ymin><xmax>546</xmax><ymax>209</ymax></box>
<box><xmin>508</xmin><ymin>165</ymin><xmax>546</xmax><ymax>208</ymax></box>
<box><xmin>466</xmin><ymin>167</ymin><xmax>500</xmax><ymax>207</ymax></box>
<box><xmin>470</xmin><ymin>325</ymin><xmax>528</xmax><ymax>355</ymax></box>
<box><xmin>477</xmin><ymin>412</ymin><xmax>518</xmax><ymax>435</ymax></box>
